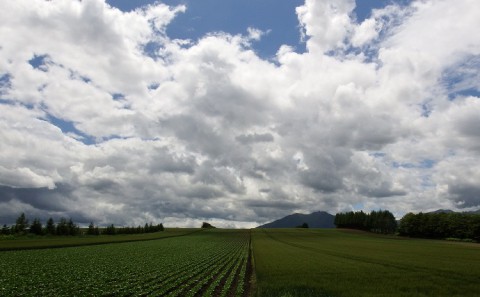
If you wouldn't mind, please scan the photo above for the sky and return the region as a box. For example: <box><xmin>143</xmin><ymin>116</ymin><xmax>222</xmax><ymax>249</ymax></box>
<box><xmin>1</xmin><ymin>0</ymin><xmax>480</xmax><ymax>228</ymax></box>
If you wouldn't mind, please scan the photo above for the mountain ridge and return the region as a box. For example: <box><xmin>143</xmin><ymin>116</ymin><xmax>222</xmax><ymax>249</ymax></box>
<box><xmin>257</xmin><ymin>211</ymin><xmax>335</xmax><ymax>228</ymax></box>
<box><xmin>427</xmin><ymin>209</ymin><xmax>480</xmax><ymax>214</ymax></box>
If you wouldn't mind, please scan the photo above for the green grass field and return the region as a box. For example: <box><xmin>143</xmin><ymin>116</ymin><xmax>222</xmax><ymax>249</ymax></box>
<box><xmin>252</xmin><ymin>229</ymin><xmax>480</xmax><ymax>297</ymax></box>
<box><xmin>1</xmin><ymin>228</ymin><xmax>479</xmax><ymax>296</ymax></box>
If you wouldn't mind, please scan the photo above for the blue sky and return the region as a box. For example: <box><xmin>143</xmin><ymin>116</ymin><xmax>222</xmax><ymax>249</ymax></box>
<box><xmin>0</xmin><ymin>0</ymin><xmax>479</xmax><ymax>227</ymax></box>
<box><xmin>108</xmin><ymin>0</ymin><xmax>307</xmax><ymax>58</ymax></box>
<box><xmin>106</xmin><ymin>0</ymin><xmax>401</xmax><ymax>59</ymax></box>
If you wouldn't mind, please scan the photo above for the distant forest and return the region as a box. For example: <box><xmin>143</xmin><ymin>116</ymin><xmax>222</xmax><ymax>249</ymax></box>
<box><xmin>398</xmin><ymin>212</ymin><xmax>480</xmax><ymax>241</ymax></box>
<box><xmin>0</xmin><ymin>213</ymin><xmax>164</xmax><ymax>236</ymax></box>
<box><xmin>335</xmin><ymin>210</ymin><xmax>480</xmax><ymax>241</ymax></box>
<box><xmin>334</xmin><ymin>210</ymin><xmax>397</xmax><ymax>234</ymax></box>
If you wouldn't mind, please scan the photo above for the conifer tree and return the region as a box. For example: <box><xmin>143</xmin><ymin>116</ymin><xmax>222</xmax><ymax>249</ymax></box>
<box><xmin>30</xmin><ymin>218</ymin><xmax>43</xmax><ymax>235</ymax></box>
<box><xmin>67</xmin><ymin>218</ymin><xmax>79</xmax><ymax>235</ymax></box>
<box><xmin>45</xmin><ymin>218</ymin><xmax>55</xmax><ymax>235</ymax></box>
<box><xmin>15</xmin><ymin>213</ymin><xmax>29</xmax><ymax>234</ymax></box>
<box><xmin>87</xmin><ymin>222</ymin><xmax>96</xmax><ymax>235</ymax></box>
<box><xmin>56</xmin><ymin>218</ymin><xmax>68</xmax><ymax>235</ymax></box>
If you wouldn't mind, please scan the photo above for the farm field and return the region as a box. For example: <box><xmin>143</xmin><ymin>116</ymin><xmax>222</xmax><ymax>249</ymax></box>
<box><xmin>1</xmin><ymin>228</ymin><xmax>479</xmax><ymax>296</ymax></box>
<box><xmin>0</xmin><ymin>229</ymin><xmax>251</xmax><ymax>296</ymax></box>
<box><xmin>252</xmin><ymin>229</ymin><xmax>480</xmax><ymax>297</ymax></box>
<box><xmin>0</xmin><ymin>228</ymin><xmax>198</xmax><ymax>251</ymax></box>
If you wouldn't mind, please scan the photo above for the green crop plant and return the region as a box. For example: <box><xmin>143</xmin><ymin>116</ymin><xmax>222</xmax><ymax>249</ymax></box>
<box><xmin>0</xmin><ymin>229</ymin><xmax>250</xmax><ymax>296</ymax></box>
<box><xmin>252</xmin><ymin>229</ymin><xmax>480</xmax><ymax>297</ymax></box>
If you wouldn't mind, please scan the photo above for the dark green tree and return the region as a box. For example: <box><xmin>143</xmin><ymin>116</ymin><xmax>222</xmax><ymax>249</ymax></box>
<box><xmin>87</xmin><ymin>222</ymin><xmax>97</xmax><ymax>235</ymax></box>
<box><xmin>14</xmin><ymin>213</ymin><xmax>29</xmax><ymax>234</ymax></box>
<box><xmin>104</xmin><ymin>224</ymin><xmax>116</xmax><ymax>235</ymax></box>
<box><xmin>45</xmin><ymin>218</ymin><xmax>55</xmax><ymax>235</ymax></box>
<box><xmin>67</xmin><ymin>218</ymin><xmax>80</xmax><ymax>235</ymax></box>
<box><xmin>376</xmin><ymin>210</ymin><xmax>397</xmax><ymax>234</ymax></box>
<box><xmin>56</xmin><ymin>218</ymin><xmax>69</xmax><ymax>235</ymax></box>
<box><xmin>201</xmin><ymin>222</ymin><xmax>215</xmax><ymax>228</ymax></box>
<box><xmin>29</xmin><ymin>218</ymin><xmax>43</xmax><ymax>235</ymax></box>
<box><xmin>398</xmin><ymin>212</ymin><xmax>480</xmax><ymax>240</ymax></box>
<box><xmin>335</xmin><ymin>210</ymin><xmax>397</xmax><ymax>234</ymax></box>
<box><xmin>1</xmin><ymin>224</ymin><xmax>10</xmax><ymax>235</ymax></box>
<box><xmin>296</xmin><ymin>222</ymin><xmax>309</xmax><ymax>228</ymax></box>
<box><xmin>398</xmin><ymin>212</ymin><xmax>415</xmax><ymax>236</ymax></box>
<box><xmin>157</xmin><ymin>223</ymin><xmax>164</xmax><ymax>232</ymax></box>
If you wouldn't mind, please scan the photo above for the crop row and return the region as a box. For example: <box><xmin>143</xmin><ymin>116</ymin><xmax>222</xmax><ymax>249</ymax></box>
<box><xmin>169</xmin><ymin>230</ymin><xmax>250</xmax><ymax>297</ymax></box>
<box><xmin>0</xmin><ymin>229</ymin><xmax>250</xmax><ymax>296</ymax></box>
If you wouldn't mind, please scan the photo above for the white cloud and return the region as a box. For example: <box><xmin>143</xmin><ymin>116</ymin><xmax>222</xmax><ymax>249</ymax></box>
<box><xmin>296</xmin><ymin>0</ymin><xmax>355</xmax><ymax>53</ymax></box>
<box><xmin>352</xmin><ymin>18</ymin><xmax>379</xmax><ymax>47</ymax></box>
<box><xmin>385</xmin><ymin>0</ymin><xmax>480</xmax><ymax>64</ymax></box>
<box><xmin>246</xmin><ymin>27</ymin><xmax>267</xmax><ymax>41</ymax></box>
<box><xmin>0</xmin><ymin>0</ymin><xmax>479</xmax><ymax>227</ymax></box>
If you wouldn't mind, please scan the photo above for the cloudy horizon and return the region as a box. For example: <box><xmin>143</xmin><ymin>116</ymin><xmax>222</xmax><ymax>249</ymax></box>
<box><xmin>1</xmin><ymin>0</ymin><xmax>479</xmax><ymax>228</ymax></box>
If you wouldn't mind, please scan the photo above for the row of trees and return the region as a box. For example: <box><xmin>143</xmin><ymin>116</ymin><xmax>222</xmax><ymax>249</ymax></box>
<box><xmin>92</xmin><ymin>223</ymin><xmax>164</xmax><ymax>235</ymax></box>
<box><xmin>334</xmin><ymin>210</ymin><xmax>397</xmax><ymax>234</ymax></box>
<box><xmin>398</xmin><ymin>212</ymin><xmax>480</xmax><ymax>240</ymax></box>
<box><xmin>0</xmin><ymin>213</ymin><xmax>164</xmax><ymax>236</ymax></box>
<box><xmin>1</xmin><ymin>213</ymin><xmax>81</xmax><ymax>236</ymax></box>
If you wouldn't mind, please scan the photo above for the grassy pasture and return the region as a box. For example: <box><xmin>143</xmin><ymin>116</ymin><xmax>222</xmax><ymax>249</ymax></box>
<box><xmin>252</xmin><ymin>228</ymin><xmax>480</xmax><ymax>297</ymax></box>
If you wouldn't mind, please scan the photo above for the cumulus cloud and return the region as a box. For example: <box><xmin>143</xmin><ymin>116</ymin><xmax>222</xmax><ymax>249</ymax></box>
<box><xmin>296</xmin><ymin>0</ymin><xmax>355</xmax><ymax>53</ymax></box>
<box><xmin>0</xmin><ymin>0</ymin><xmax>479</xmax><ymax>227</ymax></box>
<box><xmin>351</xmin><ymin>18</ymin><xmax>379</xmax><ymax>47</ymax></box>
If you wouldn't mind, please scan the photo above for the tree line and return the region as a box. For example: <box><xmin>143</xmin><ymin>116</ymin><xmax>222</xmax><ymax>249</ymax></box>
<box><xmin>398</xmin><ymin>212</ymin><xmax>480</xmax><ymax>241</ymax></box>
<box><xmin>95</xmin><ymin>222</ymin><xmax>164</xmax><ymax>235</ymax></box>
<box><xmin>334</xmin><ymin>210</ymin><xmax>397</xmax><ymax>234</ymax></box>
<box><xmin>0</xmin><ymin>213</ymin><xmax>164</xmax><ymax>236</ymax></box>
<box><xmin>0</xmin><ymin>213</ymin><xmax>81</xmax><ymax>236</ymax></box>
<box><xmin>335</xmin><ymin>209</ymin><xmax>480</xmax><ymax>241</ymax></box>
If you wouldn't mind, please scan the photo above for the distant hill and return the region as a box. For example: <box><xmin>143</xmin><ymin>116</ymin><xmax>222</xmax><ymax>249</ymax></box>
<box><xmin>257</xmin><ymin>211</ymin><xmax>335</xmax><ymax>228</ymax></box>
<box><xmin>428</xmin><ymin>209</ymin><xmax>455</xmax><ymax>214</ymax></box>
<box><xmin>428</xmin><ymin>209</ymin><xmax>480</xmax><ymax>214</ymax></box>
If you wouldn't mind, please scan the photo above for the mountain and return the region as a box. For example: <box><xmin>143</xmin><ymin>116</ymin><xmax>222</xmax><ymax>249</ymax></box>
<box><xmin>428</xmin><ymin>209</ymin><xmax>455</xmax><ymax>214</ymax></box>
<box><xmin>257</xmin><ymin>211</ymin><xmax>335</xmax><ymax>228</ymax></box>
<box><xmin>428</xmin><ymin>209</ymin><xmax>480</xmax><ymax>214</ymax></box>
